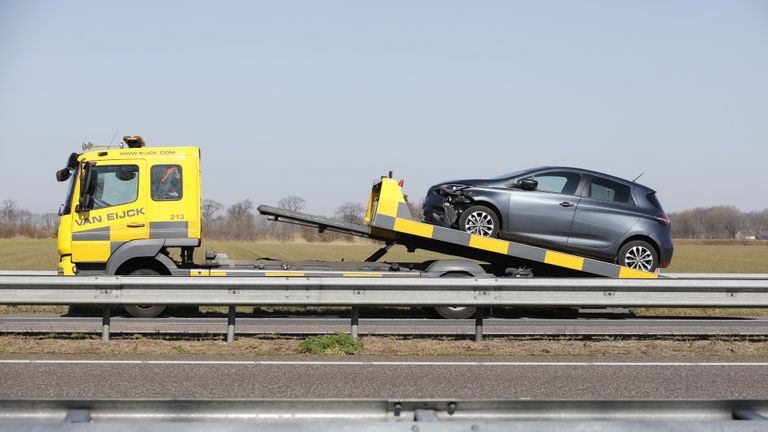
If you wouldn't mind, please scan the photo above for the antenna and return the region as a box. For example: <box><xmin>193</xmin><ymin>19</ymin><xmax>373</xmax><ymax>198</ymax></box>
<box><xmin>109</xmin><ymin>129</ymin><xmax>120</xmax><ymax>145</ymax></box>
<box><xmin>632</xmin><ymin>172</ymin><xmax>645</xmax><ymax>182</ymax></box>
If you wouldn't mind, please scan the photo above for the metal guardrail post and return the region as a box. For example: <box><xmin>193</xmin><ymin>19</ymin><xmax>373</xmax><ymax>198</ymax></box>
<box><xmin>101</xmin><ymin>306</ymin><xmax>110</xmax><ymax>342</ymax></box>
<box><xmin>227</xmin><ymin>306</ymin><xmax>236</xmax><ymax>343</ymax></box>
<box><xmin>351</xmin><ymin>306</ymin><xmax>359</xmax><ymax>340</ymax></box>
<box><xmin>474</xmin><ymin>307</ymin><xmax>484</xmax><ymax>343</ymax></box>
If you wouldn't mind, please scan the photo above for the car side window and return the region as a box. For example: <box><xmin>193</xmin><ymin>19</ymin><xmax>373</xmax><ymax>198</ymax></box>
<box><xmin>589</xmin><ymin>176</ymin><xmax>632</xmax><ymax>204</ymax></box>
<box><xmin>532</xmin><ymin>172</ymin><xmax>581</xmax><ymax>195</ymax></box>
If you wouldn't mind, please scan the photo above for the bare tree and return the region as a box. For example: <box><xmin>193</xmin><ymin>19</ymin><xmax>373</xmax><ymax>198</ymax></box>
<box><xmin>226</xmin><ymin>199</ymin><xmax>255</xmax><ymax>239</ymax></box>
<box><xmin>278</xmin><ymin>196</ymin><xmax>306</xmax><ymax>213</ymax></box>
<box><xmin>0</xmin><ymin>199</ymin><xmax>18</xmax><ymax>226</ymax></box>
<box><xmin>275</xmin><ymin>196</ymin><xmax>306</xmax><ymax>240</ymax></box>
<box><xmin>201</xmin><ymin>199</ymin><xmax>224</xmax><ymax>224</ymax></box>
<box><xmin>334</xmin><ymin>202</ymin><xmax>365</xmax><ymax>225</ymax></box>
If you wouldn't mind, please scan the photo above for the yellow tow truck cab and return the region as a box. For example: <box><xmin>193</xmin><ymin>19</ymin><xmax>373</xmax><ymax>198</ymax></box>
<box><xmin>57</xmin><ymin>137</ymin><xmax>201</xmax><ymax>276</ymax></box>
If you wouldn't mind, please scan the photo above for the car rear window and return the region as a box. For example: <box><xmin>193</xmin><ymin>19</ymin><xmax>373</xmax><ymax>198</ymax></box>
<box><xmin>646</xmin><ymin>193</ymin><xmax>664</xmax><ymax>211</ymax></box>
<box><xmin>588</xmin><ymin>177</ymin><xmax>632</xmax><ymax>204</ymax></box>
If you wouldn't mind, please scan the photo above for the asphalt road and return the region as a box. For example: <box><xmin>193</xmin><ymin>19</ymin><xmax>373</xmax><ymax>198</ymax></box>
<box><xmin>2</xmin><ymin>314</ymin><xmax>768</xmax><ymax>337</ymax></box>
<box><xmin>0</xmin><ymin>357</ymin><xmax>766</xmax><ymax>400</ymax></box>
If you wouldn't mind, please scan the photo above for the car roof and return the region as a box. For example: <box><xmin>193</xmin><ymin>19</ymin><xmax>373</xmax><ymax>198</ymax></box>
<box><xmin>530</xmin><ymin>166</ymin><xmax>656</xmax><ymax>193</ymax></box>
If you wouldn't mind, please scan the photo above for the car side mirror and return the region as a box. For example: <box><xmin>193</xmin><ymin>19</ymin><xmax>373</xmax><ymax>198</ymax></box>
<box><xmin>519</xmin><ymin>178</ymin><xmax>538</xmax><ymax>191</ymax></box>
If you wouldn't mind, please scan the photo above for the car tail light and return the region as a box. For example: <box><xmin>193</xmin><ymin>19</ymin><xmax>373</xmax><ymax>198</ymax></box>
<box><xmin>655</xmin><ymin>213</ymin><xmax>670</xmax><ymax>225</ymax></box>
<box><xmin>398</xmin><ymin>179</ymin><xmax>405</xmax><ymax>187</ymax></box>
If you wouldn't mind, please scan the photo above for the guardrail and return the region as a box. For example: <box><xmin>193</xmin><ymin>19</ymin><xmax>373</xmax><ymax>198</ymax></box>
<box><xmin>0</xmin><ymin>399</ymin><xmax>765</xmax><ymax>431</ymax></box>
<box><xmin>1</xmin><ymin>275</ymin><xmax>767</xmax><ymax>342</ymax></box>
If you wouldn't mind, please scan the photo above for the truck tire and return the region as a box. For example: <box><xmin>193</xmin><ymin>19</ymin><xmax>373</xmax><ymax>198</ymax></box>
<box><xmin>434</xmin><ymin>306</ymin><xmax>477</xmax><ymax>320</ymax></box>
<box><xmin>433</xmin><ymin>272</ymin><xmax>477</xmax><ymax>319</ymax></box>
<box><xmin>123</xmin><ymin>268</ymin><xmax>167</xmax><ymax>318</ymax></box>
<box><xmin>459</xmin><ymin>205</ymin><xmax>499</xmax><ymax>237</ymax></box>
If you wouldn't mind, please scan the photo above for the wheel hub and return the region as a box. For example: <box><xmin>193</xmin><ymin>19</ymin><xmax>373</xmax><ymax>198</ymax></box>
<box><xmin>624</xmin><ymin>246</ymin><xmax>654</xmax><ymax>271</ymax></box>
<box><xmin>464</xmin><ymin>211</ymin><xmax>494</xmax><ymax>236</ymax></box>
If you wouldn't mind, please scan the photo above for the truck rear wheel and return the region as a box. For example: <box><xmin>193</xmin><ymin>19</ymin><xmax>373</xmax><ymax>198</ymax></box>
<box><xmin>433</xmin><ymin>272</ymin><xmax>477</xmax><ymax>319</ymax></box>
<box><xmin>123</xmin><ymin>268</ymin><xmax>167</xmax><ymax>318</ymax></box>
<box><xmin>434</xmin><ymin>306</ymin><xmax>477</xmax><ymax>319</ymax></box>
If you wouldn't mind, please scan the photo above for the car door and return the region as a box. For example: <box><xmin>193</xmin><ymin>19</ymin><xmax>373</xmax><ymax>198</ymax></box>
<box><xmin>568</xmin><ymin>175</ymin><xmax>640</xmax><ymax>255</ymax></box>
<box><xmin>504</xmin><ymin>170</ymin><xmax>583</xmax><ymax>247</ymax></box>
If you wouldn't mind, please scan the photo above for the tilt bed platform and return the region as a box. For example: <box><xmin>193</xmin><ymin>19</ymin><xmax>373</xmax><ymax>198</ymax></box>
<box><xmin>257</xmin><ymin>177</ymin><xmax>660</xmax><ymax>279</ymax></box>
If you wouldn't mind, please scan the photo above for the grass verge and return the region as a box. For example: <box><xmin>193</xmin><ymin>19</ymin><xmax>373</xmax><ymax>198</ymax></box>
<box><xmin>298</xmin><ymin>333</ymin><xmax>363</xmax><ymax>355</ymax></box>
<box><xmin>0</xmin><ymin>335</ymin><xmax>766</xmax><ymax>358</ymax></box>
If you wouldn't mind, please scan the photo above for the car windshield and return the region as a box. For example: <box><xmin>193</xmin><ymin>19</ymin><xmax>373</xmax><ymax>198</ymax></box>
<box><xmin>489</xmin><ymin>168</ymin><xmax>540</xmax><ymax>180</ymax></box>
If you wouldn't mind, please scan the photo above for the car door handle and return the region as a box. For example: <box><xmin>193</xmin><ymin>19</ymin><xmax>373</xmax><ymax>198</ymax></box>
<box><xmin>559</xmin><ymin>202</ymin><xmax>574</xmax><ymax>208</ymax></box>
<box><xmin>127</xmin><ymin>223</ymin><xmax>145</xmax><ymax>228</ymax></box>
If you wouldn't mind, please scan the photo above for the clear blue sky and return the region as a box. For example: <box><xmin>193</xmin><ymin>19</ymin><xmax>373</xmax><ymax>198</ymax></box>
<box><xmin>1</xmin><ymin>1</ymin><xmax>766</xmax><ymax>215</ymax></box>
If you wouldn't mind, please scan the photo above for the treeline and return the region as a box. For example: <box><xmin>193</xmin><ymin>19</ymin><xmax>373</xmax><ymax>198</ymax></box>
<box><xmin>669</xmin><ymin>206</ymin><xmax>768</xmax><ymax>239</ymax></box>
<box><xmin>0</xmin><ymin>200</ymin><xmax>58</xmax><ymax>238</ymax></box>
<box><xmin>2</xmin><ymin>196</ymin><xmax>767</xmax><ymax>241</ymax></box>
<box><xmin>202</xmin><ymin>196</ymin><xmax>371</xmax><ymax>242</ymax></box>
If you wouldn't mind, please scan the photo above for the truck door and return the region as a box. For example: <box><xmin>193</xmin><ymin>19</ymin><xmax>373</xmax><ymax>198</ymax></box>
<box><xmin>71</xmin><ymin>160</ymin><xmax>148</xmax><ymax>264</ymax></box>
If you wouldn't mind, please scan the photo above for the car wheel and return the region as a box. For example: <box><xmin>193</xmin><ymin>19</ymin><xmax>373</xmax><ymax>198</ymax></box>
<box><xmin>459</xmin><ymin>205</ymin><xmax>499</xmax><ymax>237</ymax></box>
<box><xmin>618</xmin><ymin>240</ymin><xmax>658</xmax><ymax>272</ymax></box>
<box><xmin>123</xmin><ymin>268</ymin><xmax>167</xmax><ymax>318</ymax></box>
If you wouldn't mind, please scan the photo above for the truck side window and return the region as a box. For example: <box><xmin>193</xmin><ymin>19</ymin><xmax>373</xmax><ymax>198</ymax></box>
<box><xmin>91</xmin><ymin>165</ymin><xmax>139</xmax><ymax>210</ymax></box>
<box><xmin>151</xmin><ymin>165</ymin><xmax>183</xmax><ymax>201</ymax></box>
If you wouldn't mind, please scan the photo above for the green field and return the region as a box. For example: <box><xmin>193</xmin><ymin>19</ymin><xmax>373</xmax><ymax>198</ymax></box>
<box><xmin>0</xmin><ymin>238</ymin><xmax>455</xmax><ymax>271</ymax></box>
<box><xmin>2</xmin><ymin>238</ymin><xmax>767</xmax><ymax>274</ymax></box>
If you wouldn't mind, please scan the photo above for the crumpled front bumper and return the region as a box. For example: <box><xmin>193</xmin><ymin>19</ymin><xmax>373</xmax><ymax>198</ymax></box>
<box><xmin>422</xmin><ymin>193</ymin><xmax>457</xmax><ymax>228</ymax></box>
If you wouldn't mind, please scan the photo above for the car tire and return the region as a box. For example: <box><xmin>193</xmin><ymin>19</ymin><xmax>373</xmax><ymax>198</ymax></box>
<box><xmin>618</xmin><ymin>240</ymin><xmax>658</xmax><ymax>272</ymax></box>
<box><xmin>123</xmin><ymin>268</ymin><xmax>167</xmax><ymax>318</ymax></box>
<box><xmin>459</xmin><ymin>205</ymin><xmax>499</xmax><ymax>237</ymax></box>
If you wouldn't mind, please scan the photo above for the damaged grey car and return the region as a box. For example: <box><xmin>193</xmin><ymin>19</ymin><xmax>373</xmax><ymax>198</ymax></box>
<box><xmin>421</xmin><ymin>167</ymin><xmax>674</xmax><ymax>272</ymax></box>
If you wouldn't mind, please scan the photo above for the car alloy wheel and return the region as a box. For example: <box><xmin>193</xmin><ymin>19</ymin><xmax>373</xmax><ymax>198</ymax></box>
<box><xmin>464</xmin><ymin>211</ymin><xmax>495</xmax><ymax>236</ymax></box>
<box><xmin>623</xmin><ymin>245</ymin><xmax>655</xmax><ymax>271</ymax></box>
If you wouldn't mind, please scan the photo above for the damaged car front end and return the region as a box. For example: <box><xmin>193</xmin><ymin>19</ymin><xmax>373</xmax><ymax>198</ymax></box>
<box><xmin>422</xmin><ymin>183</ymin><xmax>472</xmax><ymax>228</ymax></box>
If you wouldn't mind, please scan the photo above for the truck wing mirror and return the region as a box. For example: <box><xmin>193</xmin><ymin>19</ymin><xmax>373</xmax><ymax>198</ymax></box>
<box><xmin>76</xmin><ymin>162</ymin><xmax>95</xmax><ymax>212</ymax></box>
<box><xmin>56</xmin><ymin>168</ymin><xmax>71</xmax><ymax>182</ymax></box>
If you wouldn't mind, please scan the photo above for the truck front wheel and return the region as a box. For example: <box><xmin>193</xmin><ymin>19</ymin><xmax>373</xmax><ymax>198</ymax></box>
<box><xmin>123</xmin><ymin>268</ymin><xmax>167</xmax><ymax>318</ymax></box>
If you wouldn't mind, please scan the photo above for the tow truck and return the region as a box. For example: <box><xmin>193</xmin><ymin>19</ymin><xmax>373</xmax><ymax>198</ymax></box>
<box><xmin>55</xmin><ymin>136</ymin><xmax>658</xmax><ymax>318</ymax></box>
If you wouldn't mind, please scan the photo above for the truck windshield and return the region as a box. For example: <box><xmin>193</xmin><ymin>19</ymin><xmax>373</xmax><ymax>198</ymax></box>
<box><xmin>58</xmin><ymin>166</ymin><xmax>78</xmax><ymax>216</ymax></box>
